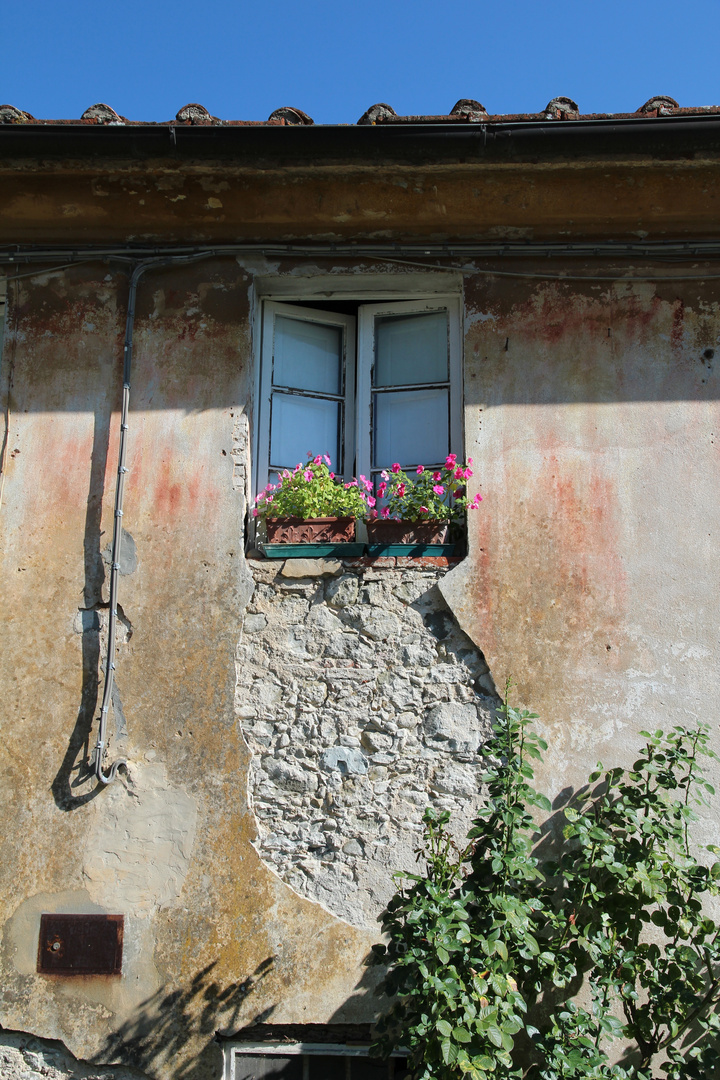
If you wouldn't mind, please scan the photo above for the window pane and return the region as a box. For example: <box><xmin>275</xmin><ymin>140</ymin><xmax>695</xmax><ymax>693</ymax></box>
<box><xmin>270</xmin><ymin>392</ymin><xmax>341</xmax><ymax>471</ymax></box>
<box><xmin>312</xmin><ymin>1056</ymin><xmax>348</xmax><ymax>1080</ymax></box>
<box><xmin>274</xmin><ymin>316</ymin><xmax>343</xmax><ymax>395</ymax></box>
<box><xmin>373</xmin><ymin>388</ymin><xmax>449</xmax><ymax>467</ymax></box>
<box><xmin>235</xmin><ymin>1057</ymin><xmax>302</xmax><ymax>1080</ymax></box>
<box><xmin>374</xmin><ymin>311</ymin><xmax>448</xmax><ymax>387</ymax></box>
<box><xmin>352</xmin><ymin>1058</ymin><xmax>393</xmax><ymax>1080</ymax></box>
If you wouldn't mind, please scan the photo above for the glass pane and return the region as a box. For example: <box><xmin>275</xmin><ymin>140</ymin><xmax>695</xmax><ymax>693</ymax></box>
<box><xmin>373</xmin><ymin>388</ymin><xmax>448</xmax><ymax>468</ymax></box>
<box><xmin>352</xmin><ymin>1058</ymin><xmax>393</xmax><ymax>1080</ymax></box>
<box><xmin>374</xmin><ymin>311</ymin><xmax>448</xmax><ymax>387</ymax></box>
<box><xmin>270</xmin><ymin>392</ymin><xmax>341</xmax><ymax>472</ymax></box>
<box><xmin>312</xmin><ymin>1056</ymin><xmax>348</xmax><ymax>1080</ymax></box>
<box><xmin>274</xmin><ymin>316</ymin><xmax>343</xmax><ymax>395</ymax></box>
<box><xmin>235</xmin><ymin>1057</ymin><xmax>302</xmax><ymax>1080</ymax></box>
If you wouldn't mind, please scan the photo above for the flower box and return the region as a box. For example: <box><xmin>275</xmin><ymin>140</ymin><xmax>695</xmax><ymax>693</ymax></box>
<box><xmin>262</xmin><ymin>542</ymin><xmax>365</xmax><ymax>559</ymax></box>
<box><xmin>366</xmin><ymin>519</ymin><xmax>450</xmax><ymax>546</ymax></box>
<box><xmin>265</xmin><ymin>516</ymin><xmax>356</xmax><ymax>544</ymax></box>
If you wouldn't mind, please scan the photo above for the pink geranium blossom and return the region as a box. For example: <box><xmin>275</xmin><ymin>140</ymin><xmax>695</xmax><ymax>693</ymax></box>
<box><xmin>416</xmin><ymin>466</ymin><xmax>425</xmax><ymax>474</ymax></box>
<box><xmin>303</xmin><ymin>470</ymin><xmax>313</xmax><ymax>481</ymax></box>
<box><xmin>365</xmin><ymin>495</ymin><xmax>376</xmax><ymax>507</ymax></box>
<box><xmin>433</xmin><ymin>472</ymin><xmax>442</xmax><ymax>482</ymax></box>
<box><xmin>445</xmin><ymin>453</ymin><xmax>457</xmax><ymax>467</ymax></box>
<box><xmin>380</xmin><ymin>506</ymin><xmax>391</xmax><ymax>519</ymax></box>
<box><xmin>419</xmin><ymin>506</ymin><xmax>429</xmax><ymax>513</ymax></box>
<box><xmin>433</xmin><ymin>484</ymin><xmax>444</xmax><ymax>495</ymax></box>
<box><xmin>391</xmin><ymin>463</ymin><xmax>401</xmax><ymax>473</ymax></box>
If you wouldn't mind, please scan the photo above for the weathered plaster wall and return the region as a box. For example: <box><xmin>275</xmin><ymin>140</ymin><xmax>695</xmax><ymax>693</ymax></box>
<box><xmin>446</xmin><ymin>271</ymin><xmax>720</xmax><ymax>811</ymax></box>
<box><xmin>0</xmin><ymin>262</ymin><xmax>388</xmax><ymax>1080</ymax></box>
<box><xmin>2</xmin><ymin>253</ymin><xmax>720</xmax><ymax>1079</ymax></box>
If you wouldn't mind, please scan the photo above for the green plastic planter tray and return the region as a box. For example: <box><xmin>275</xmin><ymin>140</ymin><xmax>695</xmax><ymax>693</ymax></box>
<box><xmin>366</xmin><ymin>543</ymin><xmax>456</xmax><ymax>557</ymax></box>
<box><xmin>262</xmin><ymin>542</ymin><xmax>365</xmax><ymax>559</ymax></box>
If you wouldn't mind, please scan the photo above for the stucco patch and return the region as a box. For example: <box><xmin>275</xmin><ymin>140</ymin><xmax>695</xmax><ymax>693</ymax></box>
<box><xmin>82</xmin><ymin>763</ymin><xmax>197</xmax><ymax>916</ymax></box>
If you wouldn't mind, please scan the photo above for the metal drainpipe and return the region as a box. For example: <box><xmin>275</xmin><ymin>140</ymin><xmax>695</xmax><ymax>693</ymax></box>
<box><xmin>93</xmin><ymin>252</ymin><xmax>212</xmax><ymax>784</ymax></box>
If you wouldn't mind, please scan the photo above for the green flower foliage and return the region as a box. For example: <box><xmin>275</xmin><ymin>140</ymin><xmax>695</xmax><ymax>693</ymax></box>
<box><xmin>252</xmin><ymin>454</ymin><xmax>369</xmax><ymax>520</ymax></box>
<box><xmin>371</xmin><ymin>685</ymin><xmax>720</xmax><ymax>1080</ymax></box>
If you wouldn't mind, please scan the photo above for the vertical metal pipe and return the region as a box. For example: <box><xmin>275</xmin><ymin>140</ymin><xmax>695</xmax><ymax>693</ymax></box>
<box><xmin>93</xmin><ymin>252</ymin><xmax>211</xmax><ymax>784</ymax></box>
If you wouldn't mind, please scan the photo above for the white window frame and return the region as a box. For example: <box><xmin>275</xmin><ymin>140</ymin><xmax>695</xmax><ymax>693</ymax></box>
<box><xmin>252</xmin><ymin>274</ymin><xmax>464</xmax><ymax>505</ymax></box>
<box><xmin>357</xmin><ymin>296</ymin><xmax>463</xmax><ymax>487</ymax></box>
<box><xmin>257</xmin><ymin>301</ymin><xmax>357</xmax><ymax>491</ymax></box>
<box><xmin>224</xmin><ymin>1042</ymin><xmax>407</xmax><ymax>1080</ymax></box>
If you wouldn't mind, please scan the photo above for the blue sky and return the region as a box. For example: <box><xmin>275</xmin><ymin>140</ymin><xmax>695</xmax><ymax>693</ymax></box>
<box><xmin>4</xmin><ymin>0</ymin><xmax>720</xmax><ymax>124</ymax></box>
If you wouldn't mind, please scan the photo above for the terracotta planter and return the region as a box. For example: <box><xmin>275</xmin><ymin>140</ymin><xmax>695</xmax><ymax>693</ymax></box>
<box><xmin>265</xmin><ymin>516</ymin><xmax>356</xmax><ymax>544</ymax></box>
<box><xmin>366</xmin><ymin>519</ymin><xmax>449</xmax><ymax>545</ymax></box>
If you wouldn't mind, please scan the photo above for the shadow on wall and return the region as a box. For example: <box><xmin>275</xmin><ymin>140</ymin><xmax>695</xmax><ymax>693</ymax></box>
<box><xmin>91</xmin><ymin>958</ymin><xmax>278</xmax><ymax>1080</ymax></box>
<box><xmin>52</xmin><ymin>408</ymin><xmax>115</xmax><ymax>811</ymax></box>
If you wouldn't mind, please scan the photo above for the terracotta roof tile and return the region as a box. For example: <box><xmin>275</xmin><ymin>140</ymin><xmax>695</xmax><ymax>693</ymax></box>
<box><xmin>2</xmin><ymin>96</ymin><xmax>720</xmax><ymax>127</ymax></box>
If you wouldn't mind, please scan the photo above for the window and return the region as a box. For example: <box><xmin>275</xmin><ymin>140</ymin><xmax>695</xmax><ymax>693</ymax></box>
<box><xmin>225</xmin><ymin>1043</ymin><xmax>409</xmax><ymax>1080</ymax></box>
<box><xmin>255</xmin><ymin>292</ymin><xmax>463</xmax><ymax>495</ymax></box>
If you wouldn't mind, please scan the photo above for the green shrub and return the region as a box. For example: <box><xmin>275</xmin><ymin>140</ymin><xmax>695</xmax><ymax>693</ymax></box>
<box><xmin>371</xmin><ymin>685</ymin><xmax>720</xmax><ymax>1079</ymax></box>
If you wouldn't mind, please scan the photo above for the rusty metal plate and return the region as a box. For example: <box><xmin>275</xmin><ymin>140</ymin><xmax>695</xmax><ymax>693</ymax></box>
<box><xmin>37</xmin><ymin>913</ymin><xmax>124</xmax><ymax>976</ymax></box>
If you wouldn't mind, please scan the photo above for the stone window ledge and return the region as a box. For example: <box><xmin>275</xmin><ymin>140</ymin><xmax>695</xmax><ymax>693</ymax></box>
<box><xmin>245</xmin><ymin>553</ymin><xmax>462</xmax><ymax>577</ymax></box>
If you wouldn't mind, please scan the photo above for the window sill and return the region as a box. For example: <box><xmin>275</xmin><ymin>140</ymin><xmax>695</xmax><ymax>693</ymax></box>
<box><xmin>260</xmin><ymin>542</ymin><xmax>457</xmax><ymax>559</ymax></box>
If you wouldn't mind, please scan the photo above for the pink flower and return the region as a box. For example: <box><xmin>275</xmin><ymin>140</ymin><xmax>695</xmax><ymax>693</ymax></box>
<box><xmin>330</xmin><ymin>472</ymin><xmax>335</xmax><ymax>479</ymax></box>
<box><xmin>367</xmin><ymin>508</ymin><xmax>378</xmax><ymax>519</ymax></box>
<box><xmin>419</xmin><ymin>505</ymin><xmax>429</xmax><ymax>513</ymax></box>
<box><xmin>468</xmin><ymin>457</ymin><xmax>473</xmax><ymax>465</ymax></box>
<box><xmin>359</xmin><ymin>474</ymin><xmax>372</xmax><ymax>491</ymax></box>
<box><xmin>396</xmin><ymin>483</ymin><xmax>406</xmax><ymax>497</ymax></box>
<box><xmin>256</xmin><ymin>492</ymin><xmax>265</xmax><ymax>503</ymax></box>
<box><xmin>265</xmin><ymin>484</ymin><xmax>275</xmax><ymax>492</ymax></box>
<box><xmin>463</xmin><ymin>467</ymin><xmax>473</xmax><ymax>479</ymax></box>
<box><xmin>377</xmin><ymin>482</ymin><xmax>387</xmax><ymax>498</ymax></box>
<box><xmin>391</xmin><ymin>463</ymin><xmax>401</xmax><ymax>473</ymax></box>
<box><xmin>380</xmin><ymin>506</ymin><xmax>390</xmax><ymax>519</ymax></box>
<box><xmin>323</xmin><ymin>454</ymin><xmax>331</xmax><ymax>465</ymax></box>
<box><xmin>252</xmin><ymin>508</ymin><xmax>259</xmax><ymax>517</ymax></box>
<box><xmin>433</xmin><ymin>484</ymin><xmax>444</xmax><ymax>495</ymax></box>
<box><xmin>303</xmin><ymin>470</ymin><xmax>312</xmax><ymax>481</ymax></box>
<box><xmin>365</xmin><ymin>495</ymin><xmax>376</xmax><ymax>507</ymax></box>
<box><xmin>266</xmin><ymin>494</ymin><xmax>274</xmax><ymax>503</ymax></box>
<box><xmin>381</xmin><ymin>470</ymin><xmax>389</xmax><ymax>481</ymax></box>
<box><xmin>416</xmin><ymin>466</ymin><xmax>425</xmax><ymax>474</ymax></box>
<box><xmin>294</xmin><ymin>463</ymin><xmax>302</xmax><ymax>473</ymax></box>
<box><xmin>445</xmin><ymin>454</ymin><xmax>457</xmax><ymax>467</ymax></box>
<box><xmin>313</xmin><ymin>455</ymin><xmax>322</xmax><ymax>465</ymax></box>
<box><xmin>454</xmin><ymin>467</ymin><xmax>465</xmax><ymax>480</ymax></box>
<box><xmin>433</xmin><ymin>472</ymin><xmax>442</xmax><ymax>482</ymax></box>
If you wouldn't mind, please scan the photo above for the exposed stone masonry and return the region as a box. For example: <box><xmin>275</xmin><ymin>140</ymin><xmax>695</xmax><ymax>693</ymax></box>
<box><xmin>236</xmin><ymin>557</ymin><xmax>498</xmax><ymax>929</ymax></box>
<box><xmin>0</xmin><ymin>1029</ymin><xmax>147</xmax><ymax>1080</ymax></box>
